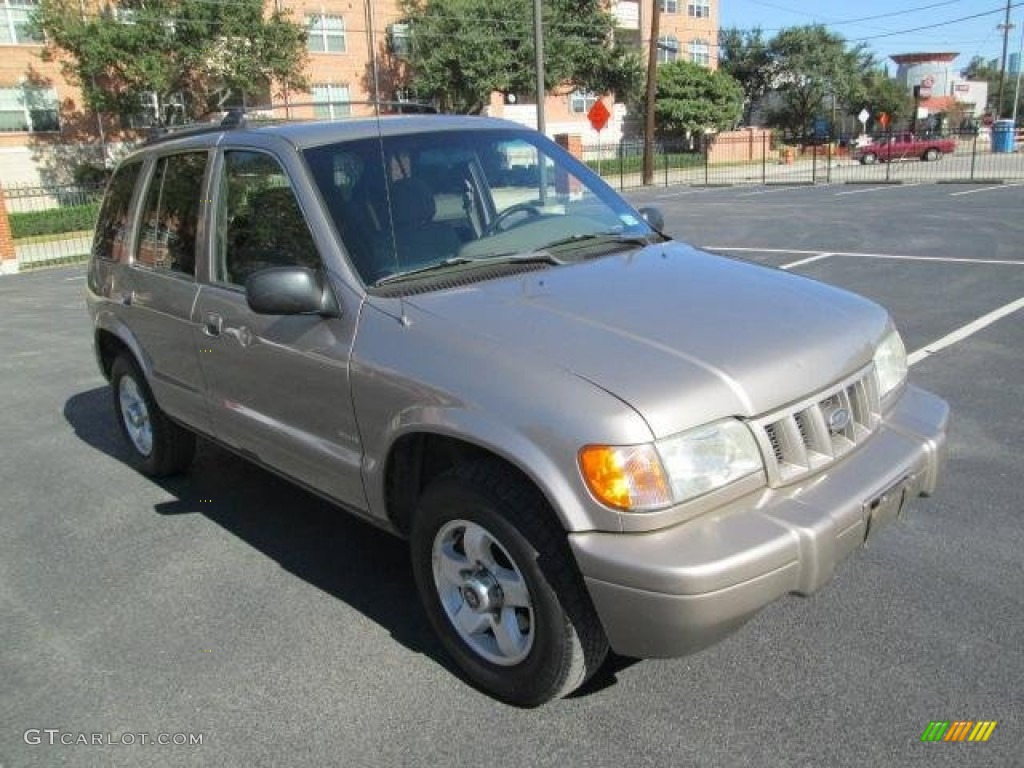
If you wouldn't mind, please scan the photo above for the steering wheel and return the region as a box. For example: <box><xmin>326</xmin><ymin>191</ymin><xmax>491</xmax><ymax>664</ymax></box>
<box><xmin>484</xmin><ymin>203</ymin><xmax>541</xmax><ymax>236</ymax></box>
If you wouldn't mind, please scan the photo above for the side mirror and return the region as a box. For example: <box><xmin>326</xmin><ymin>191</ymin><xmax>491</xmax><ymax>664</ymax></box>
<box><xmin>637</xmin><ymin>206</ymin><xmax>665</xmax><ymax>233</ymax></box>
<box><xmin>245</xmin><ymin>266</ymin><xmax>339</xmax><ymax>317</ymax></box>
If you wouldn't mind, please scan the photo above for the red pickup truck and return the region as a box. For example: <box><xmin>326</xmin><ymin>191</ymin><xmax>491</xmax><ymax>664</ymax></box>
<box><xmin>854</xmin><ymin>133</ymin><xmax>957</xmax><ymax>164</ymax></box>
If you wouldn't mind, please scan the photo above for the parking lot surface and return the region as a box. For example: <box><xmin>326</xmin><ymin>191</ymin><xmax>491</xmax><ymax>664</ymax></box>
<box><xmin>2</xmin><ymin>184</ymin><xmax>1021</xmax><ymax>766</ymax></box>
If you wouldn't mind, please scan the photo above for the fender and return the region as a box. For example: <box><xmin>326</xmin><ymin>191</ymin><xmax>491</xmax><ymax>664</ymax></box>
<box><xmin>363</xmin><ymin>403</ymin><xmax>632</xmax><ymax>534</ymax></box>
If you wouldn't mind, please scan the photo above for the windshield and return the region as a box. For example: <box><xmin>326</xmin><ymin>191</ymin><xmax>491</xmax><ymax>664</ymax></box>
<box><xmin>303</xmin><ymin>129</ymin><xmax>659</xmax><ymax>286</ymax></box>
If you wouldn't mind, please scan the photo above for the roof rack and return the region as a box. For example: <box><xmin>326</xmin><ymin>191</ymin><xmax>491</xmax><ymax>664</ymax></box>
<box><xmin>143</xmin><ymin>99</ymin><xmax>439</xmax><ymax>144</ymax></box>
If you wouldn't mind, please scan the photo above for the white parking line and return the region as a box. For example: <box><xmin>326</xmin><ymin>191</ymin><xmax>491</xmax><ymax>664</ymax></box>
<box><xmin>656</xmin><ymin>189</ymin><xmax>704</xmax><ymax>198</ymax></box>
<box><xmin>64</xmin><ymin>275</ymin><xmax>87</xmax><ymax>281</ymax></box>
<box><xmin>909</xmin><ymin>297</ymin><xmax>1024</xmax><ymax>366</ymax></box>
<box><xmin>702</xmin><ymin>247</ymin><xmax>1024</xmax><ymax>267</ymax></box>
<box><xmin>781</xmin><ymin>253</ymin><xmax>834</xmax><ymax>270</ymax></box>
<box><xmin>737</xmin><ymin>185</ymin><xmax>821</xmax><ymax>197</ymax></box>
<box><xmin>948</xmin><ymin>182</ymin><xmax>1023</xmax><ymax>197</ymax></box>
<box><xmin>834</xmin><ymin>183</ymin><xmax>922</xmax><ymax>196</ymax></box>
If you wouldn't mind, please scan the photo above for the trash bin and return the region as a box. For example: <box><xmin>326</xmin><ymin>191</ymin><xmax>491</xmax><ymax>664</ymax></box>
<box><xmin>992</xmin><ymin>119</ymin><xmax>1016</xmax><ymax>153</ymax></box>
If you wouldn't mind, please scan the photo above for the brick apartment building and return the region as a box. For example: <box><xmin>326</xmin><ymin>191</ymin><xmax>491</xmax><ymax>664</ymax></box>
<box><xmin>1</xmin><ymin>0</ymin><xmax>718</xmax><ymax>185</ymax></box>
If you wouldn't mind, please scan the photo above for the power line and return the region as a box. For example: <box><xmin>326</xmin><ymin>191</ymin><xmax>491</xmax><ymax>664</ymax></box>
<box><xmin>849</xmin><ymin>2</ymin><xmax>1024</xmax><ymax>42</ymax></box>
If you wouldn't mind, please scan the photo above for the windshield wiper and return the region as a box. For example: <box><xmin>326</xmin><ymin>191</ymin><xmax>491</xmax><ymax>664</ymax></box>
<box><xmin>373</xmin><ymin>252</ymin><xmax>562</xmax><ymax>287</ymax></box>
<box><xmin>539</xmin><ymin>231</ymin><xmax>663</xmax><ymax>255</ymax></box>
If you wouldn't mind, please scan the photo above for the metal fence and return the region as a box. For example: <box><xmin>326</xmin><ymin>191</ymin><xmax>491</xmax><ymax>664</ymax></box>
<box><xmin>583</xmin><ymin>130</ymin><xmax>1024</xmax><ymax>191</ymax></box>
<box><xmin>3</xmin><ymin>183</ymin><xmax>103</xmax><ymax>271</ymax></box>
<box><xmin>3</xmin><ymin>129</ymin><xmax>1022</xmax><ymax>272</ymax></box>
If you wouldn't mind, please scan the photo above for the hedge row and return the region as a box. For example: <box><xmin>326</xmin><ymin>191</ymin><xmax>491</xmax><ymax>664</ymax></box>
<box><xmin>10</xmin><ymin>202</ymin><xmax>102</xmax><ymax>239</ymax></box>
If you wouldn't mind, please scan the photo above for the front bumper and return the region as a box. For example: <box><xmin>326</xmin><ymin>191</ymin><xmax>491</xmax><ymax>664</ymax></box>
<box><xmin>569</xmin><ymin>385</ymin><xmax>948</xmax><ymax>658</ymax></box>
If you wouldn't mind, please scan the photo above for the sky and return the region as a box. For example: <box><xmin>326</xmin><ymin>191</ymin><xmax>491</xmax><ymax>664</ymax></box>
<box><xmin>717</xmin><ymin>0</ymin><xmax>1024</xmax><ymax>73</ymax></box>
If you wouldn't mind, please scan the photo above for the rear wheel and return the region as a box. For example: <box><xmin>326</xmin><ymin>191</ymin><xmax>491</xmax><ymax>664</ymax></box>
<box><xmin>860</xmin><ymin>152</ymin><xmax>878</xmax><ymax>165</ymax></box>
<box><xmin>923</xmin><ymin>148</ymin><xmax>940</xmax><ymax>161</ymax></box>
<box><xmin>410</xmin><ymin>460</ymin><xmax>608</xmax><ymax>706</ymax></box>
<box><xmin>111</xmin><ymin>354</ymin><xmax>195</xmax><ymax>476</ymax></box>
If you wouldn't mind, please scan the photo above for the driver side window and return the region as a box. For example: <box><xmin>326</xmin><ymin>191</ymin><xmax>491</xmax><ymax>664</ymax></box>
<box><xmin>216</xmin><ymin>151</ymin><xmax>322</xmax><ymax>286</ymax></box>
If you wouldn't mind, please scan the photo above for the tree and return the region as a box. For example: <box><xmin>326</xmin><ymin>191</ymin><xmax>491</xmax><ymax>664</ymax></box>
<box><xmin>859</xmin><ymin>69</ymin><xmax>915</xmax><ymax>132</ymax></box>
<box><xmin>765</xmin><ymin>25</ymin><xmax>873</xmax><ymax>138</ymax></box>
<box><xmin>653</xmin><ymin>60</ymin><xmax>743</xmax><ymax>137</ymax></box>
<box><xmin>962</xmin><ymin>55</ymin><xmax>1021</xmax><ymax>119</ymax></box>
<box><xmin>399</xmin><ymin>0</ymin><xmax>642</xmax><ymax>114</ymax></box>
<box><xmin>32</xmin><ymin>0</ymin><xmax>308</xmax><ymax>124</ymax></box>
<box><xmin>717</xmin><ymin>27</ymin><xmax>772</xmax><ymax>125</ymax></box>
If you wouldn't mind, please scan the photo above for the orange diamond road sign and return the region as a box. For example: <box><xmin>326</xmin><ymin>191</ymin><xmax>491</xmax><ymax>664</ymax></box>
<box><xmin>587</xmin><ymin>99</ymin><xmax>610</xmax><ymax>132</ymax></box>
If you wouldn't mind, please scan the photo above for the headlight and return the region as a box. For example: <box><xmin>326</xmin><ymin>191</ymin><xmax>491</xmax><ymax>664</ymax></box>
<box><xmin>579</xmin><ymin>419</ymin><xmax>763</xmax><ymax>512</ymax></box>
<box><xmin>874</xmin><ymin>330</ymin><xmax>908</xmax><ymax>400</ymax></box>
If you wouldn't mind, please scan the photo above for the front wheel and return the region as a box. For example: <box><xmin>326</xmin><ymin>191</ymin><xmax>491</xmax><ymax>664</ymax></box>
<box><xmin>111</xmin><ymin>354</ymin><xmax>195</xmax><ymax>476</ymax></box>
<box><xmin>410</xmin><ymin>460</ymin><xmax>608</xmax><ymax>706</ymax></box>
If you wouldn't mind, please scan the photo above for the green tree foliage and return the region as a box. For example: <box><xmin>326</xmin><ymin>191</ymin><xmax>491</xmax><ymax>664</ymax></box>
<box><xmin>399</xmin><ymin>0</ymin><xmax>642</xmax><ymax>114</ymax></box>
<box><xmin>32</xmin><ymin>0</ymin><xmax>308</xmax><ymax>123</ymax></box>
<box><xmin>860</xmin><ymin>69</ymin><xmax>915</xmax><ymax>131</ymax></box>
<box><xmin>764</xmin><ymin>25</ymin><xmax>873</xmax><ymax>137</ymax></box>
<box><xmin>717</xmin><ymin>27</ymin><xmax>772</xmax><ymax>124</ymax></box>
<box><xmin>653</xmin><ymin>60</ymin><xmax>742</xmax><ymax>136</ymax></box>
<box><xmin>962</xmin><ymin>55</ymin><xmax>1021</xmax><ymax>119</ymax></box>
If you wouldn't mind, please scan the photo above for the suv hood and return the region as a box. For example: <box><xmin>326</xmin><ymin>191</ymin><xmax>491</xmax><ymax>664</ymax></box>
<box><xmin>404</xmin><ymin>243</ymin><xmax>890</xmax><ymax>437</ymax></box>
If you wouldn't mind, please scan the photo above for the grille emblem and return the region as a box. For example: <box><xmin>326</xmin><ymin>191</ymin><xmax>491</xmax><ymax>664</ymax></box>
<box><xmin>826</xmin><ymin>406</ymin><xmax>851</xmax><ymax>434</ymax></box>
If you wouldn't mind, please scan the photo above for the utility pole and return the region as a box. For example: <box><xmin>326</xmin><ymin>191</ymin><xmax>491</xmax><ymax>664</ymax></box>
<box><xmin>642</xmin><ymin>0</ymin><xmax>661</xmax><ymax>186</ymax></box>
<box><xmin>997</xmin><ymin>0</ymin><xmax>1013</xmax><ymax>117</ymax></box>
<box><xmin>366</xmin><ymin>0</ymin><xmax>381</xmax><ymax>114</ymax></box>
<box><xmin>1014</xmin><ymin>20</ymin><xmax>1024</xmax><ymax>124</ymax></box>
<box><xmin>534</xmin><ymin>0</ymin><xmax>546</xmax><ymax>137</ymax></box>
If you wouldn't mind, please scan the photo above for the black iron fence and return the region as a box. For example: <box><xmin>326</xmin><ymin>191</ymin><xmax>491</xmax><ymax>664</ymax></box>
<box><xmin>582</xmin><ymin>129</ymin><xmax>1024</xmax><ymax>190</ymax></box>
<box><xmin>3</xmin><ymin>128</ymin><xmax>1022</xmax><ymax>272</ymax></box>
<box><xmin>3</xmin><ymin>182</ymin><xmax>103</xmax><ymax>270</ymax></box>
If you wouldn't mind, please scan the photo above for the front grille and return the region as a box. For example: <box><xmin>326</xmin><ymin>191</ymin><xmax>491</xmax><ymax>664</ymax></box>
<box><xmin>748</xmin><ymin>366</ymin><xmax>881</xmax><ymax>486</ymax></box>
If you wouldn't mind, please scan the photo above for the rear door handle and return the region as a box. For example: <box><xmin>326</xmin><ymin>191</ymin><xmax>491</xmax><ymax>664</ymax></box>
<box><xmin>203</xmin><ymin>313</ymin><xmax>223</xmax><ymax>337</ymax></box>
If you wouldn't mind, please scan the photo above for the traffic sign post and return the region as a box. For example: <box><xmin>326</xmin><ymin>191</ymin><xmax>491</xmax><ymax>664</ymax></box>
<box><xmin>587</xmin><ymin>100</ymin><xmax>611</xmax><ymax>176</ymax></box>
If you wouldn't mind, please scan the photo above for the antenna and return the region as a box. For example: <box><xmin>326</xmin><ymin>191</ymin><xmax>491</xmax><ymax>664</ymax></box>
<box><xmin>365</xmin><ymin>0</ymin><xmax>408</xmax><ymax>326</ymax></box>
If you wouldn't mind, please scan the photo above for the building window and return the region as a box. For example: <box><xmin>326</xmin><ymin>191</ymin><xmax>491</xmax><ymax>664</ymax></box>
<box><xmin>688</xmin><ymin>1</ymin><xmax>711</xmax><ymax>18</ymax></box>
<box><xmin>1</xmin><ymin>0</ymin><xmax>42</xmax><ymax>44</ymax></box>
<box><xmin>312</xmin><ymin>84</ymin><xmax>351</xmax><ymax>119</ymax></box>
<box><xmin>689</xmin><ymin>39</ymin><xmax>710</xmax><ymax>66</ymax></box>
<box><xmin>657</xmin><ymin>35</ymin><xmax>678</xmax><ymax>64</ymax></box>
<box><xmin>307</xmin><ymin>14</ymin><xmax>346</xmax><ymax>53</ymax></box>
<box><xmin>0</xmin><ymin>83</ymin><xmax>58</xmax><ymax>132</ymax></box>
<box><xmin>569</xmin><ymin>90</ymin><xmax>598</xmax><ymax>114</ymax></box>
<box><xmin>388</xmin><ymin>22</ymin><xmax>411</xmax><ymax>57</ymax></box>
<box><xmin>121</xmin><ymin>92</ymin><xmax>185</xmax><ymax>130</ymax></box>
<box><xmin>659</xmin><ymin>0</ymin><xmax>679</xmax><ymax>13</ymax></box>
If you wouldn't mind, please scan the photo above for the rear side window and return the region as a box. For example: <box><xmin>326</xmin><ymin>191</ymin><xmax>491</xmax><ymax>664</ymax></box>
<box><xmin>92</xmin><ymin>161</ymin><xmax>142</xmax><ymax>262</ymax></box>
<box><xmin>135</xmin><ymin>152</ymin><xmax>207</xmax><ymax>276</ymax></box>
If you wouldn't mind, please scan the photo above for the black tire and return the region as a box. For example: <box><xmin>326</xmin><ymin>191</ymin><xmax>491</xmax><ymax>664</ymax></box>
<box><xmin>860</xmin><ymin>153</ymin><xmax>877</xmax><ymax>165</ymax></box>
<box><xmin>923</xmin><ymin>148</ymin><xmax>939</xmax><ymax>161</ymax></box>
<box><xmin>410</xmin><ymin>459</ymin><xmax>608</xmax><ymax>706</ymax></box>
<box><xmin>110</xmin><ymin>354</ymin><xmax>196</xmax><ymax>477</ymax></box>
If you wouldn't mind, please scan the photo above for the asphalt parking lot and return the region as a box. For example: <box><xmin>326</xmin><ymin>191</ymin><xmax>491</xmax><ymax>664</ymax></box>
<box><xmin>2</xmin><ymin>183</ymin><xmax>1021</xmax><ymax>767</ymax></box>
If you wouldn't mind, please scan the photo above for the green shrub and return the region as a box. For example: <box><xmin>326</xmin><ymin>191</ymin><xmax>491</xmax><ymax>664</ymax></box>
<box><xmin>10</xmin><ymin>202</ymin><xmax>101</xmax><ymax>239</ymax></box>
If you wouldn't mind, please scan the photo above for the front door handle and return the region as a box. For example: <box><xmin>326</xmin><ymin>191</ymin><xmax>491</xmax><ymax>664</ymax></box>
<box><xmin>203</xmin><ymin>313</ymin><xmax>223</xmax><ymax>337</ymax></box>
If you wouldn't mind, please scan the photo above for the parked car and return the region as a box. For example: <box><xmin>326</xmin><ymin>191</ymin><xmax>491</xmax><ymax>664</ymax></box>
<box><xmin>86</xmin><ymin>114</ymin><xmax>948</xmax><ymax>706</ymax></box>
<box><xmin>854</xmin><ymin>132</ymin><xmax>957</xmax><ymax>164</ymax></box>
